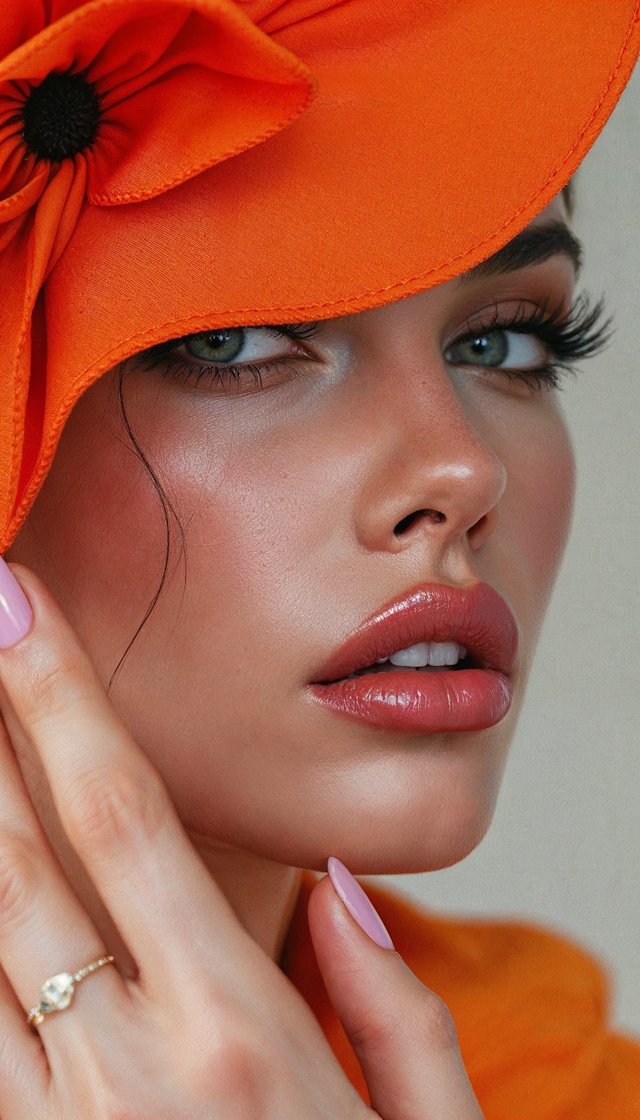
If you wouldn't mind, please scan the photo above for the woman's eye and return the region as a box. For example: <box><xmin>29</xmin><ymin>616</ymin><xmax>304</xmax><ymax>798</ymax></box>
<box><xmin>144</xmin><ymin>324</ymin><xmax>318</xmax><ymax>397</ymax></box>
<box><xmin>184</xmin><ymin>326</ymin><xmax>300</xmax><ymax>367</ymax></box>
<box><xmin>445</xmin><ymin>329</ymin><xmax>546</xmax><ymax>370</ymax></box>
<box><xmin>186</xmin><ymin>328</ymin><xmax>245</xmax><ymax>363</ymax></box>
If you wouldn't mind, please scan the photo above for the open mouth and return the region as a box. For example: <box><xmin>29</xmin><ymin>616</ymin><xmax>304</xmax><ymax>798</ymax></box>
<box><xmin>309</xmin><ymin>582</ymin><xmax>517</xmax><ymax>735</ymax></box>
<box><xmin>340</xmin><ymin>641</ymin><xmax>470</xmax><ymax>679</ymax></box>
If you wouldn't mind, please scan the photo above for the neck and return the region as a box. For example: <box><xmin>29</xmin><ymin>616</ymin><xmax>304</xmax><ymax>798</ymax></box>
<box><xmin>187</xmin><ymin>832</ymin><xmax>302</xmax><ymax>960</ymax></box>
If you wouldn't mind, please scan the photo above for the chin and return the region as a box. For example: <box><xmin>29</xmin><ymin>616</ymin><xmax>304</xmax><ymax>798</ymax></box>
<box><xmin>312</xmin><ymin>728</ymin><xmax>512</xmax><ymax>876</ymax></box>
<box><xmin>308</xmin><ymin>786</ymin><xmax>499</xmax><ymax>877</ymax></box>
<box><xmin>186</xmin><ymin>740</ymin><xmax>506</xmax><ymax>877</ymax></box>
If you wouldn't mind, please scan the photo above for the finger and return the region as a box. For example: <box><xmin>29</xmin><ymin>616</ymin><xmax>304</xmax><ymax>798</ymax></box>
<box><xmin>0</xmin><ymin>562</ymin><xmax>258</xmax><ymax>985</ymax></box>
<box><xmin>0</xmin><ymin>963</ymin><xmax>47</xmax><ymax>1117</ymax></box>
<box><xmin>308</xmin><ymin>863</ymin><xmax>484</xmax><ymax>1120</ymax></box>
<box><xmin>0</xmin><ymin>711</ymin><xmax>123</xmax><ymax>1043</ymax></box>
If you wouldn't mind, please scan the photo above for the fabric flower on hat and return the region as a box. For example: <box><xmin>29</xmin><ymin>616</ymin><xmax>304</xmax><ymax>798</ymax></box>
<box><xmin>0</xmin><ymin>0</ymin><xmax>315</xmax><ymax>548</ymax></box>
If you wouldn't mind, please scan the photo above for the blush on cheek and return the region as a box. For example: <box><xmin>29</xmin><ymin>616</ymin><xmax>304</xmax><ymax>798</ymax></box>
<box><xmin>499</xmin><ymin>408</ymin><xmax>575</xmax><ymax>649</ymax></box>
<box><xmin>527</xmin><ymin>425</ymin><xmax>574</xmax><ymax>580</ymax></box>
<box><xmin>8</xmin><ymin>378</ymin><xmax>176</xmax><ymax>679</ymax></box>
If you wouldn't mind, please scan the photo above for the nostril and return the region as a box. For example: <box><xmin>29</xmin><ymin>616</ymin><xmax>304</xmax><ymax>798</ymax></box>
<box><xmin>467</xmin><ymin>507</ymin><xmax>499</xmax><ymax>550</ymax></box>
<box><xmin>468</xmin><ymin>513</ymin><xmax>488</xmax><ymax>536</ymax></box>
<box><xmin>393</xmin><ymin>508</ymin><xmax>446</xmax><ymax>536</ymax></box>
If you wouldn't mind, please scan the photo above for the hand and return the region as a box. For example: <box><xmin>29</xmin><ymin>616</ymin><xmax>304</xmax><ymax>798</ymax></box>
<box><xmin>0</xmin><ymin>561</ymin><xmax>484</xmax><ymax>1119</ymax></box>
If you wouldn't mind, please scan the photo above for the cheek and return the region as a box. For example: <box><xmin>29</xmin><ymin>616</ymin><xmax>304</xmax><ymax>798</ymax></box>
<box><xmin>16</xmin><ymin>369</ymin><xmax>347</xmax><ymax>687</ymax></box>
<box><xmin>157</xmin><ymin>418</ymin><xmax>355</xmax><ymax>687</ymax></box>
<box><xmin>8</xmin><ymin>379</ymin><xmax>185</xmax><ymax>676</ymax></box>
<box><xmin>495</xmin><ymin>400</ymin><xmax>575</xmax><ymax>652</ymax></box>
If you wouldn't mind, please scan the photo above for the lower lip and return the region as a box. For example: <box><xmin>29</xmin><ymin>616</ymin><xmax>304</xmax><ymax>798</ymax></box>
<box><xmin>310</xmin><ymin>668</ymin><xmax>512</xmax><ymax>734</ymax></box>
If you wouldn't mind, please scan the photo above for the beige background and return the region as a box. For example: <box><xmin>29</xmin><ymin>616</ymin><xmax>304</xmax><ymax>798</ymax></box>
<box><xmin>378</xmin><ymin>65</ymin><xmax>640</xmax><ymax>1035</ymax></box>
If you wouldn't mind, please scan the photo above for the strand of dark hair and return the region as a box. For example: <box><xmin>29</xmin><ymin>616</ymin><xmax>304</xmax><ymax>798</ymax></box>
<box><xmin>108</xmin><ymin>364</ymin><xmax>187</xmax><ymax>691</ymax></box>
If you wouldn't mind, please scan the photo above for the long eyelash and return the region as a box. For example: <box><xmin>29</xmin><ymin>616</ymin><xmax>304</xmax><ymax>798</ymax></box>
<box><xmin>128</xmin><ymin>322</ymin><xmax>320</xmax><ymax>389</ymax></box>
<box><xmin>132</xmin><ymin>322</ymin><xmax>320</xmax><ymax>367</ymax></box>
<box><xmin>269</xmin><ymin>322</ymin><xmax>321</xmax><ymax>341</ymax></box>
<box><xmin>156</xmin><ymin>356</ymin><xmax>300</xmax><ymax>391</ymax></box>
<box><xmin>503</xmin><ymin>295</ymin><xmax>611</xmax><ymax>365</ymax></box>
<box><xmin>456</xmin><ymin>293</ymin><xmax>611</xmax><ymax>389</ymax></box>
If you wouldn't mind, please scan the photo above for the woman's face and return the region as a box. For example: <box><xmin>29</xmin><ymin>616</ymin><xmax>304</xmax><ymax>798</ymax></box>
<box><xmin>9</xmin><ymin>198</ymin><xmax>580</xmax><ymax>873</ymax></box>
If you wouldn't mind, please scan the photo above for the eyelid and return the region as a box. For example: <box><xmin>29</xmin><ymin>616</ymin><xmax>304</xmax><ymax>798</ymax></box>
<box><xmin>445</xmin><ymin>293</ymin><xmax>610</xmax><ymax>368</ymax></box>
<box><xmin>153</xmin><ymin>325</ymin><xmax>323</xmax><ymax>395</ymax></box>
<box><xmin>442</xmin><ymin>300</ymin><xmax>546</xmax><ymax>352</ymax></box>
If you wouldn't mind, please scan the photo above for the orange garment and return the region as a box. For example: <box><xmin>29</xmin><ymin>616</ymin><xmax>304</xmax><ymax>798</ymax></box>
<box><xmin>284</xmin><ymin>875</ymin><xmax>640</xmax><ymax>1120</ymax></box>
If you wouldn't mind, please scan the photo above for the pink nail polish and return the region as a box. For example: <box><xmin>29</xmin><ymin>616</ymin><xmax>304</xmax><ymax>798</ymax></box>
<box><xmin>327</xmin><ymin>856</ymin><xmax>395</xmax><ymax>950</ymax></box>
<box><xmin>0</xmin><ymin>558</ymin><xmax>32</xmax><ymax>649</ymax></box>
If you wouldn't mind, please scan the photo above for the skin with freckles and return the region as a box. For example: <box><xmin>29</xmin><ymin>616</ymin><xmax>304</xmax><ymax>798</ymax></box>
<box><xmin>7</xmin><ymin>198</ymin><xmax>577</xmax><ymax>962</ymax></box>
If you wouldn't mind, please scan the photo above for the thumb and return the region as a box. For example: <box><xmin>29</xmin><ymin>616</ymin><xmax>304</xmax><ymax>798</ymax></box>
<box><xmin>308</xmin><ymin>859</ymin><xmax>484</xmax><ymax>1120</ymax></box>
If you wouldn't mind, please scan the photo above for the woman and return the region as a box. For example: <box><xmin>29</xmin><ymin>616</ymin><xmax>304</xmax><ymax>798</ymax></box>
<box><xmin>0</xmin><ymin>1</ymin><xmax>638</xmax><ymax>1116</ymax></box>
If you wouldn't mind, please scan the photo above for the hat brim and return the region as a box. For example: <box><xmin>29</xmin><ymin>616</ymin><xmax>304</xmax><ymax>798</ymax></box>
<box><xmin>23</xmin><ymin>0</ymin><xmax>640</xmax><ymax>539</ymax></box>
<box><xmin>51</xmin><ymin>0</ymin><xmax>639</xmax><ymax>367</ymax></box>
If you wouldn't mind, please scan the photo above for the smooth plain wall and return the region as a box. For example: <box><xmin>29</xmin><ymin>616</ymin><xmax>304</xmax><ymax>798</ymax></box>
<box><xmin>379</xmin><ymin>64</ymin><xmax>640</xmax><ymax>1035</ymax></box>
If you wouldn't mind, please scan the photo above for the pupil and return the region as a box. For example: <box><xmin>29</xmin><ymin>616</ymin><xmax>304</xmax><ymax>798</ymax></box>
<box><xmin>470</xmin><ymin>331</ymin><xmax>508</xmax><ymax>366</ymax></box>
<box><xmin>21</xmin><ymin>70</ymin><xmax>101</xmax><ymax>163</ymax></box>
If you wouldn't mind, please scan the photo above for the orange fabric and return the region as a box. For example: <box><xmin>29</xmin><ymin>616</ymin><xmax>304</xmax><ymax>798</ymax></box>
<box><xmin>284</xmin><ymin>875</ymin><xmax>640</xmax><ymax>1120</ymax></box>
<box><xmin>1</xmin><ymin>1</ymin><xmax>640</xmax><ymax>551</ymax></box>
<box><xmin>0</xmin><ymin>0</ymin><xmax>315</xmax><ymax>549</ymax></box>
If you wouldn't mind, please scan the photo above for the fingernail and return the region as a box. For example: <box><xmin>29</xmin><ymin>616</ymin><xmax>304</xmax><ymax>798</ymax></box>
<box><xmin>327</xmin><ymin>856</ymin><xmax>394</xmax><ymax>950</ymax></box>
<box><xmin>0</xmin><ymin>558</ymin><xmax>33</xmax><ymax>649</ymax></box>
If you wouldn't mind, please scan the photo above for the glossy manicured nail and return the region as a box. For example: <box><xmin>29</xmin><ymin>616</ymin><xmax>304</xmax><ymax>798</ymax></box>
<box><xmin>0</xmin><ymin>558</ymin><xmax>33</xmax><ymax>649</ymax></box>
<box><xmin>327</xmin><ymin>856</ymin><xmax>395</xmax><ymax>950</ymax></box>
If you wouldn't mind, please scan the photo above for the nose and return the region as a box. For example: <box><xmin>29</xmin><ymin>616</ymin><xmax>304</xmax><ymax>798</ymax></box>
<box><xmin>354</xmin><ymin>364</ymin><xmax>506</xmax><ymax>562</ymax></box>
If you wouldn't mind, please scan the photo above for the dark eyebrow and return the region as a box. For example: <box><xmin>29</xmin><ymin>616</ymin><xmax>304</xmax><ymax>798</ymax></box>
<box><xmin>462</xmin><ymin>220</ymin><xmax>583</xmax><ymax>283</ymax></box>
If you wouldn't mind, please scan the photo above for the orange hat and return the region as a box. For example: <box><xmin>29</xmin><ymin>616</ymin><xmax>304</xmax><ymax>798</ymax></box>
<box><xmin>1</xmin><ymin>0</ymin><xmax>639</xmax><ymax>552</ymax></box>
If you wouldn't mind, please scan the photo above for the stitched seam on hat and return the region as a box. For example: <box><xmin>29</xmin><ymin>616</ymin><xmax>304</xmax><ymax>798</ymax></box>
<box><xmin>87</xmin><ymin>79</ymin><xmax>316</xmax><ymax>204</ymax></box>
<box><xmin>81</xmin><ymin>1</ymin><xmax>640</xmax><ymax>329</ymax></box>
<box><xmin>269</xmin><ymin>0</ymin><xmax>640</xmax><ymax>312</ymax></box>
<box><xmin>2</xmin><ymin>0</ymin><xmax>316</xmax><ymax>207</ymax></box>
<box><xmin>362</xmin><ymin>0</ymin><xmax>640</xmax><ymax>300</ymax></box>
<box><xmin>6</xmin><ymin>0</ymin><xmax>640</xmax><ymax>545</ymax></box>
<box><xmin>6</xmin><ymin>350</ymin><xmax>29</xmax><ymax>542</ymax></box>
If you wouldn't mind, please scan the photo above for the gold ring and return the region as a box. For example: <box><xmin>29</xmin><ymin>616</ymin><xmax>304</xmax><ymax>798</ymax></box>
<box><xmin>27</xmin><ymin>955</ymin><xmax>115</xmax><ymax>1028</ymax></box>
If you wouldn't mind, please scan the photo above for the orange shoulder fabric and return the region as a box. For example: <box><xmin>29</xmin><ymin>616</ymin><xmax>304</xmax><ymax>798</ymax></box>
<box><xmin>282</xmin><ymin>875</ymin><xmax>640</xmax><ymax>1120</ymax></box>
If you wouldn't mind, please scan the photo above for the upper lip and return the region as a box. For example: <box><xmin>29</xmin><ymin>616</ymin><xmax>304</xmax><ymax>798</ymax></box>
<box><xmin>313</xmin><ymin>582</ymin><xmax>519</xmax><ymax>683</ymax></box>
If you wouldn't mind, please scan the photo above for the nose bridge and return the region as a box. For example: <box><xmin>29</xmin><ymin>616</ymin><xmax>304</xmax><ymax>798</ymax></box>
<box><xmin>356</xmin><ymin>362</ymin><xmax>506</xmax><ymax>549</ymax></box>
<box><xmin>416</xmin><ymin>377</ymin><xmax>506</xmax><ymax>515</ymax></box>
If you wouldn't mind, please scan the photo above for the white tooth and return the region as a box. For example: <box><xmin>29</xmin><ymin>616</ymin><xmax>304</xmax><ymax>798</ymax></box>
<box><xmin>376</xmin><ymin>657</ymin><xmax>389</xmax><ymax>663</ymax></box>
<box><xmin>458</xmin><ymin>645</ymin><xmax>467</xmax><ymax>661</ymax></box>
<box><xmin>389</xmin><ymin>642</ymin><xmax>430</xmax><ymax>667</ymax></box>
<box><xmin>428</xmin><ymin>641</ymin><xmax>460</xmax><ymax>666</ymax></box>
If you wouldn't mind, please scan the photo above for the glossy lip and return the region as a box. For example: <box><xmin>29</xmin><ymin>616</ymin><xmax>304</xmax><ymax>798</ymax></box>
<box><xmin>309</xmin><ymin>582</ymin><xmax>518</xmax><ymax>735</ymax></box>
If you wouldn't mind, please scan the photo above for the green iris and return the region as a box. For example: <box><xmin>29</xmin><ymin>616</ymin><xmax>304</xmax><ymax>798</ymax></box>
<box><xmin>447</xmin><ymin>330</ymin><xmax>508</xmax><ymax>367</ymax></box>
<box><xmin>186</xmin><ymin>328</ymin><xmax>244</xmax><ymax>363</ymax></box>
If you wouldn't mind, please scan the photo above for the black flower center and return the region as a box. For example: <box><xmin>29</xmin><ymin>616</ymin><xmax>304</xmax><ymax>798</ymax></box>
<box><xmin>21</xmin><ymin>70</ymin><xmax>101</xmax><ymax>163</ymax></box>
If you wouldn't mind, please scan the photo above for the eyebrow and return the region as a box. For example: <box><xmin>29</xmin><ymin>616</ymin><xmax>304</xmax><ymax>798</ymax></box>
<box><xmin>462</xmin><ymin>220</ymin><xmax>583</xmax><ymax>283</ymax></box>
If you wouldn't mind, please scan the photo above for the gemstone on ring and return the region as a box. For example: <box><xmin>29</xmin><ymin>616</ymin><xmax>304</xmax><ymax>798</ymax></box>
<box><xmin>27</xmin><ymin>955</ymin><xmax>114</xmax><ymax>1029</ymax></box>
<box><xmin>38</xmin><ymin>972</ymin><xmax>76</xmax><ymax>1014</ymax></box>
